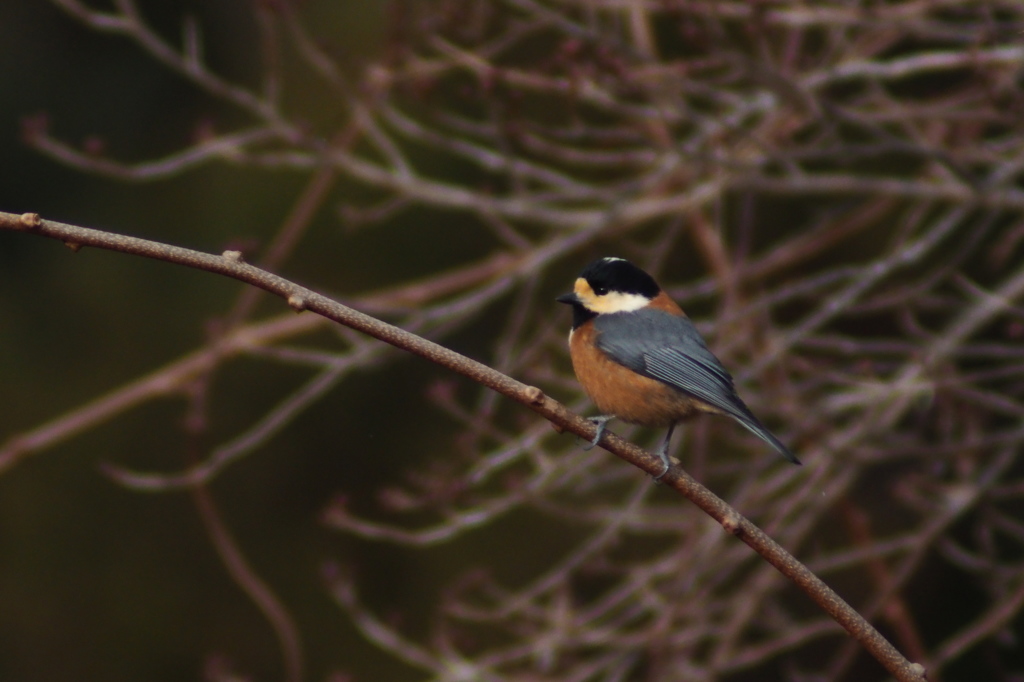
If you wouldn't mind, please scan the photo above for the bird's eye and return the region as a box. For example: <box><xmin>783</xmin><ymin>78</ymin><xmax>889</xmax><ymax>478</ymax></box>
<box><xmin>593</xmin><ymin>285</ymin><xmax>608</xmax><ymax>296</ymax></box>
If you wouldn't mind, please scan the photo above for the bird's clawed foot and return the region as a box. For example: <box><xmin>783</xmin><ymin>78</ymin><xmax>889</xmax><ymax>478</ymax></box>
<box><xmin>652</xmin><ymin>424</ymin><xmax>677</xmax><ymax>482</ymax></box>
<box><xmin>582</xmin><ymin>415</ymin><xmax>615</xmax><ymax>450</ymax></box>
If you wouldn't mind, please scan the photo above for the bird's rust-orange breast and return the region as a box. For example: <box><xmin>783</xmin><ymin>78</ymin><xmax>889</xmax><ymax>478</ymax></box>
<box><xmin>569</xmin><ymin>320</ymin><xmax>715</xmax><ymax>427</ymax></box>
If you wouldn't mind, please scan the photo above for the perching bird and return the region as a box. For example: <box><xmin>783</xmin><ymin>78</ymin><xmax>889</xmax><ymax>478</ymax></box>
<box><xmin>556</xmin><ymin>257</ymin><xmax>800</xmax><ymax>478</ymax></box>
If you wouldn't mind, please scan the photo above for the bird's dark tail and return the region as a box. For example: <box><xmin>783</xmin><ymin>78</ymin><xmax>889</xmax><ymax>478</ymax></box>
<box><xmin>732</xmin><ymin>408</ymin><xmax>801</xmax><ymax>465</ymax></box>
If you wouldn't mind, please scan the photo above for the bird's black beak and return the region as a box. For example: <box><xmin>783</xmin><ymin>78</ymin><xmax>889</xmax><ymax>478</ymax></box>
<box><xmin>556</xmin><ymin>292</ymin><xmax>580</xmax><ymax>305</ymax></box>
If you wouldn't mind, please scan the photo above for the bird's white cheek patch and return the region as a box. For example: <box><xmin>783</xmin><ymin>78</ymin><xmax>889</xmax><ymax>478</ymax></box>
<box><xmin>589</xmin><ymin>291</ymin><xmax>650</xmax><ymax>313</ymax></box>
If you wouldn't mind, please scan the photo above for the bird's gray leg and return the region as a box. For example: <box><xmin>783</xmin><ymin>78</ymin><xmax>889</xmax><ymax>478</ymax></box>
<box><xmin>652</xmin><ymin>424</ymin><xmax>676</xmax><ymax>481</ymax></box>
<box><xmin>582</xmin><ymin>415</ymin><xmax>615</xmax><ymax>450</ymax></box>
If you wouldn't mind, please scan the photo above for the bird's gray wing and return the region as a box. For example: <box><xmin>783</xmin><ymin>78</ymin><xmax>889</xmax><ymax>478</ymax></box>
<box><xmin>595</xmin><ymin>309</ymin><xmax>799</xmax><ymax>463</ymax></box>
<box><xmin>595</xmin><ymin>309</ymin><xmax>741</xmax><ymax>413</ymax></box>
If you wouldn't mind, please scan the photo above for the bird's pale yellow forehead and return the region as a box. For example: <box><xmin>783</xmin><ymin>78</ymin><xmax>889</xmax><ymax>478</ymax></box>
<box><xmin>573</xmin><ymin>277</ymin><xmax>594</xmax><ymax>299</ymax></box>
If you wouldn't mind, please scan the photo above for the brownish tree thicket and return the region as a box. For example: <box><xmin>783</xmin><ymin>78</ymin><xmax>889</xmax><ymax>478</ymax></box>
<box><xmin>3</xmin><ymin>1</ymin><xmax>1024</xmax><ymax>681</ymax></box>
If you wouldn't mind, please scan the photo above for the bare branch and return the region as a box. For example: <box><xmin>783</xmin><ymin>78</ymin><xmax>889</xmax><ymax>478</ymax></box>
<box><xmin>0</xmin><ymin>210</ymin><xmax>926</xmax><ymax>681</ymax></box>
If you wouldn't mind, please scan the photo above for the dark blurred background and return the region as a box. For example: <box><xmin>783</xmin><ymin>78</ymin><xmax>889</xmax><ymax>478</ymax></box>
<box><xmin>0</xmin><ymin>3</ymin><xmax>435</xmax><ymax>680</ymax></box>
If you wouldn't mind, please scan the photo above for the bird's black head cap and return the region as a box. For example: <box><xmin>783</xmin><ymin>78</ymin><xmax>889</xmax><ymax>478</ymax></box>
<box><xmin>579</xmin><ymin>257</ymin><xmax>661</xmax><ymax>298</ymax></box>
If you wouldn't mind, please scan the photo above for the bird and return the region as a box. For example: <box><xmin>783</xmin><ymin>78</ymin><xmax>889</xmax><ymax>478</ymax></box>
<box><xmin>556</xmin><ymin>257</ymin><xmax>800</xmax><ymax>478</ymax></box>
